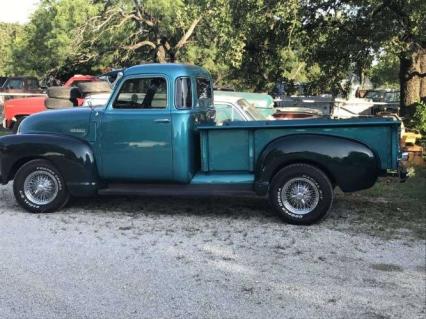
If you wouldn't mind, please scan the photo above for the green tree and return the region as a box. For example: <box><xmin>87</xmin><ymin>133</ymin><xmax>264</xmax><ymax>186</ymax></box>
<box><xmin>75</xmin><ymin>0</ymin><xmax>311</xmax><ymax>92</ymax></box>
<box><xmin>301</xmin><ymin>0</ymin><xmax>426</xmax><ymax>110</ymax></box>
<box><xmin>9</xmin><ymin>0</ymin><xmax>100</xmax><ymax>78</ymax></box>
<box><xmin>180</xmin><ymin>0</ymin><xmax>312</xmax><ymax>92</ymax></box>
<box><xmin>226</xmin><ymin>0</ymin><xmax>308</xmax><ymax>91</ymax></box>
<box><xmin>0</xmin><ymin>23</ymin><xmax>24</xmax><ymax>76</ymax></box>
<box><xmin>369</xmin><ymin>53</ymin><xmax>400</xmax><ymax>89</ymax></box>
<box><xmin>74</xmin><ymin>0</ymin><xmax>207</xmax><ymax>69</ymax></box>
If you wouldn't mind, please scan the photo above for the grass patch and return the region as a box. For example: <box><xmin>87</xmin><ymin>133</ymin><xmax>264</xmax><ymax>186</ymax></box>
<box><xmin>332</xmin><ymin>167</ymin><xmax>426</xmax><ymax>239</ymax></box>
<box><xmin>362</xmin><ymin>168</ymin><xmax>426</xmax><ymax>205</ymax></box>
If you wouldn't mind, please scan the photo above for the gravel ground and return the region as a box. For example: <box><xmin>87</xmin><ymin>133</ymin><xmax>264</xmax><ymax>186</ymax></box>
<box><xmin>0</xmin><ymin>182</ymin><xmax>425</xmax><ymax>319</ymax></box>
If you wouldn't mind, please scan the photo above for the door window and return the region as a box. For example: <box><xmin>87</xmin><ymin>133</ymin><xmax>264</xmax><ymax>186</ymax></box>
<box><xmin>113</xmin><ymin>77</ymin><xmax>167</xmax><ymax>109</ymax></box>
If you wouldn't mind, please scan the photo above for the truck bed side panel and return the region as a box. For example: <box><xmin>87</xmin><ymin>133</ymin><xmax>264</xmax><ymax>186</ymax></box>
<box><xmin>199</xmin><ymin>119</ymin><xmax>400</xmax><ymax>173</ymax></box>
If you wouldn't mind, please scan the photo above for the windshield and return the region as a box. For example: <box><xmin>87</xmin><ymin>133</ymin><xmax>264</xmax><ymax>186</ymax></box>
<box><xmin>384</xmin><ymin>92</ymin><xmax>399</xmax><ymax>103</ymax></box>
<box><xmin>237</xmin><ymin>99</ymin><xmax>267</xmax><ymax>120</ymax></box>
<box><xmin>4</xmin><ymin>79</ymin><xmax>24</xmax><ymax>89</ymax></box>
<box><xmin>365</xmin><ymin>91</ymin><xmax>384</xmax><ymax>101</ymax></box>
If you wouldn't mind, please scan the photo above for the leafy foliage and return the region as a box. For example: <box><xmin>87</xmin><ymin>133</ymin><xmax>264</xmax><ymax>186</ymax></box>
<box><xmin>300</xmin><ymin>0</ymin><xmax>426</xmax><ymax>103</ymax></box>
<box><xmin>8</xmin><ymin>0</ymin><xmax>101</xmax><ymax>78</ymax></box>
<box><xmin>0</xmin><ymin>23</ymin><xmax>24</xmax><ymax>76</ymax></box>
<box><xmin>0</xmin><ymin>0</ymin><xmax>424</xmax><ymax>105</ymax></box>
<box><xmin>369</xmin><ymin>53</ymin><xmax>400</xmax><ymax>89</ymax></box>
<box><xmin>411</xmin><ymin>102</ymin><xmax>426</xmax><ymax>134</ymax></box>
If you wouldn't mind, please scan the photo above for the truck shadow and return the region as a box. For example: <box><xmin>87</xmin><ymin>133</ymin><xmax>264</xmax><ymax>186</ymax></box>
<box><xmin>68</xmin><ymin>194</ymin><xmax>278</xmax><ymax>221</ymax></box>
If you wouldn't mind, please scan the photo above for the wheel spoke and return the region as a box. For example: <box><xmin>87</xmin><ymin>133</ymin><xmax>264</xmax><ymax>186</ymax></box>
<box><xmin>280</xmin><ymin>177</ymin><xmax>320</xmax><ymax>215</ymax></box>
<box><xmin>23</xmin><ymin>170</ymin><xmax>59</xmax><ymax>206</ymax></box>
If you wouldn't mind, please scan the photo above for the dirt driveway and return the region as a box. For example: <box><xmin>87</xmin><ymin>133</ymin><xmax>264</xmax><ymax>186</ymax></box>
<box><xmin>0</xmin><ymin>180</ymin><xmax>425</xmax><ymax>319</ymax></box>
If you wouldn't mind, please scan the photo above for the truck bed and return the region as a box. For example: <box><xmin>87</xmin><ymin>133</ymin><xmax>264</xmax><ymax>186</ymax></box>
<box><xmin>198</xmin><ymin>117</ymin><xmax>400</xmax><ymax>173</ymax></box>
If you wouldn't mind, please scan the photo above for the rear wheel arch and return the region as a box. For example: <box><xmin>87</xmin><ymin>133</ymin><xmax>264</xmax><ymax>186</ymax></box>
<box><xmin>255</xmin><ymin>134</ymin><xmax>379</xmax><ymax>194</ymax></box>
<box><xmin>269</xmin><ymin>159</ymin><xmax>337</xmax><ymax>188</ymax></box>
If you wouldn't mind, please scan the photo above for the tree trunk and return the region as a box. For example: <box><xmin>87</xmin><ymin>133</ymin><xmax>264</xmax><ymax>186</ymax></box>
<box><xmin>156</xmin><ymin>44</ymin><xmax>167</xmax><ymax>63</ymax></box>
<box><xmin>400</xmin><ymin>49</ymin><xmax>426</xmax><ymax>116</ymax></box>
<box><xmin>420</xmin><ymin>49</ymin><xmax>426</xmax><ymax>102</ymax></box>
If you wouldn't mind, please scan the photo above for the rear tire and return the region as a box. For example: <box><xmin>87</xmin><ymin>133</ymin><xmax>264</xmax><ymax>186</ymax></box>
<box><xmin>13</xmin><ymin>159</ymin><xmax>70</xmax><ymax>213</ymax></box>
<box><xmin>47</xmin><ymin>86</ymin><xmax>73</xmax><ymax>99</ymax></box>
<box><xmin>269</xmin><ymin>163</ymin><xmax>334</xmax><ymax>225</ymax></box>
<box><xmin>77</xmin><ymin>81</ymin><xmax>111</xmax><ymax>95</ymax></box>
<box><xmin>44</xmin><ymin>98</ymin><xmax>74</xmax><ymax>109</ymax></box>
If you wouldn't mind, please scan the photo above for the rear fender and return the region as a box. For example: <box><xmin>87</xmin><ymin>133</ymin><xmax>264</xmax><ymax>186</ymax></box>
<box><xmin>0</xmin><ymin>134</ymin><xmax>98</xmax><ymax>196</ymax></box>
<box><xmin>254</xmin><ymin>134</ymin><xmax>379</xmax><ymax>195</ymax></box>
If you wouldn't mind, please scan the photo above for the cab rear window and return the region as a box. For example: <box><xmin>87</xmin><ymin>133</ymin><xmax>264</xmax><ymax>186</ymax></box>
<box><xmin>196</xmin><ymin>78</ymin><xmax>212</xmax><ymax>107</ymax></box>
<box><xmin>175</xmin><ymin>77</ymin><xmax>192</xmax><ymax>109</ymax></box>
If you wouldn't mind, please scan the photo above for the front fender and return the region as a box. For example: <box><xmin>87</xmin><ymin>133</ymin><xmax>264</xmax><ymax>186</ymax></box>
<box><xmin>255</xmin><ymin>134</ymin><xmax>379</xmax><ymax>195</ymax></box>
<box><xmin>0</xmin><ymin>133</ymin><xmax>98</xmax><ymax>196</ymax></box>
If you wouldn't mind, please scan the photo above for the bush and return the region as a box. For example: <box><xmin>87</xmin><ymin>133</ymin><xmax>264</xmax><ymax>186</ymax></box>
<box><xmin>412</xmin><ymin>102</ymin><xmax>426</xmax><ymax>134</ymax></box>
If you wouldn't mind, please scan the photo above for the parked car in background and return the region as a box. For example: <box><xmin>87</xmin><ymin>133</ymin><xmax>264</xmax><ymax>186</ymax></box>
<box><xmin>0</xmin><ymin>76</ymin><xmax>44</xmax><ymax>96</ymax></box>
<box><xmin>214</xmin><ymin>96</ymin><xmax>271</xmax><ymax>124</ymax></box>
<box><xmin>2</xmin><ymin>76</ymin><xmax>110</xmax><ymax>132</ymax></box>
<box><xmin>364</xmin><ymin>89</ymin><xmax>400</xmax><ymax>114</ymax></box>
<box><xmin>365</xmin><ymin>90</ymin><xmax>387</xmax><ymax>102</ymax></box>
<box><xmin>214</xmin><ymin>91</ymin><xmax>275</xmax><ymax>117</ymax></box>
<box><xmin>0</xmin><ymin>76</ymin><xmax>45</xmax><ymax>111</ymax></box>
<box><xmin>273</xmin><ymin>107</ymin><xmax>323</xmax><ymax>120</ymax></box>
<box><xmin>275</xmin><ymin>96</ymin><xmax>333</xmax><ymax>116</ymax></box>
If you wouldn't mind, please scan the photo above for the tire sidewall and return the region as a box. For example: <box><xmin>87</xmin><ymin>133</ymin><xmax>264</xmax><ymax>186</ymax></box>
<box><xmin>271</xmin><ymin>165</ymin><xmax>333</xmax><ymax>225</ymax></box>
<box><xmin>14</xmin><ymin>160</ymin><xmax>69</xmax><ymax>213</ymax></box>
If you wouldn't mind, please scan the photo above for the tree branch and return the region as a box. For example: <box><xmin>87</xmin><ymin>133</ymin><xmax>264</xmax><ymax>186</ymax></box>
<box><xmin>126</xmin><ymin>40</ymin><xmax>156</xmax><ymax>51</ymax></box>
<box><xmin>174</xmin><ymin>15</ymin><xmax>203</xmax><ymax>51</ymax></box>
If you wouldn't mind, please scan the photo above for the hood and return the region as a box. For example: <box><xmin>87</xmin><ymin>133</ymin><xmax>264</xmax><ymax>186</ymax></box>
<box><xmin>19</xmin><ymin>107</ymin><xmax>93</xmax><ymax>140</ymax></box>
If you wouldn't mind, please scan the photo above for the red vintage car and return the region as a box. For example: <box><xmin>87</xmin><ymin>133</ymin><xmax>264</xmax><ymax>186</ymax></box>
<box><xmin>2</xmin><ymin>75</ymin><xmax>102</xmax><ymax>132</ymax></box>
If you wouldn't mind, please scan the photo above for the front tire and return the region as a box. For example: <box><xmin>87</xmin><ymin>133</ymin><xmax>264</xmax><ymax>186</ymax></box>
<box><xmin>270</xmin><ymin>164</ymin><xmax>334</xmax><ymax>225</ymax></box>
<box><xmin>13</xmin><ymin>159</ymin><xmax>69</xmax><ymax>213</ymax></box>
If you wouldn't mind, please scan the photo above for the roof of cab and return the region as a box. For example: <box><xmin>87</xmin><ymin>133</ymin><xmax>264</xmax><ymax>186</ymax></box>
<box><xmin>124</xmin><ymin>63</ymin><xmax>211</xmax><ymax>79</ymax></box>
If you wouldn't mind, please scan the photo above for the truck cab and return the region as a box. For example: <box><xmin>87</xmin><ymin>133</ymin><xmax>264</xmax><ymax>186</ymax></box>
<box><xmin>92</xmin><ymin>64</ymin><xmax>214</xmax><ymax>182</ymax></box>
<box><xmin>0</xmin><ymin>64</ymin><xmax>406</xmax><ymax>225</ymax></box>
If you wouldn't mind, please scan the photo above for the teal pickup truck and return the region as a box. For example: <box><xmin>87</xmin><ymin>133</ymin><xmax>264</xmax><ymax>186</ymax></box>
<box><xmin>0</xmin><ymin>64</ymin><xmax>407</xmax><ymax>224</ymax></box>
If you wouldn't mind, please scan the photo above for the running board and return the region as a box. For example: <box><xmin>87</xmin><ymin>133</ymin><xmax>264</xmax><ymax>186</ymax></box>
<box><xmin>98</xmin><ymin>183</ymin><xmax>255</xmax><ymax>197</ymax></box>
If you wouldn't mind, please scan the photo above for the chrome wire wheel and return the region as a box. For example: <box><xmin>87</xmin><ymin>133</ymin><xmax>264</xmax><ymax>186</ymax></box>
<box><xmin>23</xmin><ymin>170</ymin><xmax>59</xmax><ymax>206</ymax></box>
<box><xmin>281</xmin><ymin>177</ymin><xmax>320</xmax><ymax>215</ymax></box>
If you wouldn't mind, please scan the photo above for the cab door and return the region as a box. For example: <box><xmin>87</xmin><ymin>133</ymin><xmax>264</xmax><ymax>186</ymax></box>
<box><xmin>98</xmin><ymin>75</ymin><xmax>173</xmax><ymax>181</ymax></box>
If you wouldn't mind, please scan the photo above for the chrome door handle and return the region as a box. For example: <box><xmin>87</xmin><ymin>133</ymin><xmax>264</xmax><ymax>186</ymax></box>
<box><xmin>154</xmin><ymin>119</ymin><xmax>170</xmax><ymax>123</ymax></box>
